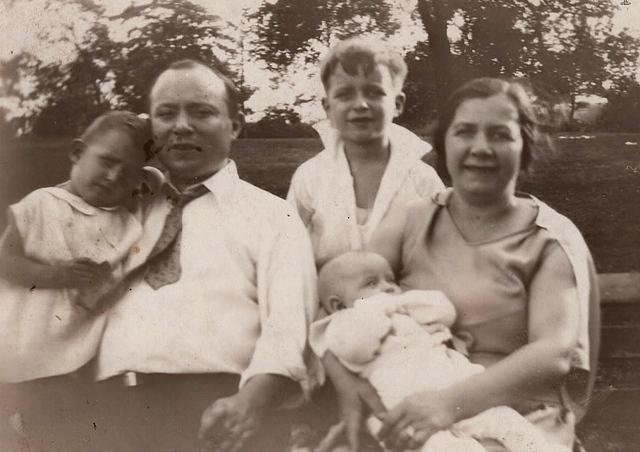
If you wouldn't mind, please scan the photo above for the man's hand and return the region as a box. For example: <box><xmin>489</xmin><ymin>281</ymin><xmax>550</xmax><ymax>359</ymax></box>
<box><xmin>198</xmin><ymin>391</ymin><xmax>263</xmax><ymax>452</ymax></box>
<box><xmin>198</xmin><ymin>374</ymin><xmax>295</xmax><ymax>452</ymax></box>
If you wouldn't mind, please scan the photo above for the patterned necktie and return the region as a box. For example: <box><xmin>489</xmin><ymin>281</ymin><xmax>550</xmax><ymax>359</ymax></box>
<box><xmin>144</xmin><ymin>184</ymin><xmax>209</xmax><ymax>290</ymax></box>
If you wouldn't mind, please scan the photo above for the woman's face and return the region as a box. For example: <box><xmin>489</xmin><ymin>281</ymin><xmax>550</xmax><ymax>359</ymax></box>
<box><xmin>444</xmin><ymin>93</ymin><xmax>524</xmax><ymax>201</ymax></box>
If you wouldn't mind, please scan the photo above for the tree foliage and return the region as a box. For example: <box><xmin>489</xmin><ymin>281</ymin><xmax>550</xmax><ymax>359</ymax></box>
<box><xmin>108</xmin><ymin>0</ymin><xmax>234</xmax><ymax>113</ymax></box>
<box><xmin>403</xmin><ymin>0</ymin><xmax>639</xmax><ymax>127</ymax></box>
<box><xmin>2</xmin><ymin>0</ymin><xmax>238</xmax><ymax>136</ymax></box>
<box><xmin>250</xmin><ymin>0</ymin><xmax>400</xmax><ymax>70</ymax></box>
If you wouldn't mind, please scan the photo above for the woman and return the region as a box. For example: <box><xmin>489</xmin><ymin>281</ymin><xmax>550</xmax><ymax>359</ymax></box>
<box><xmin>325</xmin><ymin>77</ymin><xmax>599</xmax><ymax>451</ymax></box>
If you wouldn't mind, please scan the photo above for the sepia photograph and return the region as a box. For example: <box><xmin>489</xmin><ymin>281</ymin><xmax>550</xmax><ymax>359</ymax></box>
<box><xmin>0</xmin><ymin>0</ymin><xmax>639</xmax><ymax>451</ymax></box>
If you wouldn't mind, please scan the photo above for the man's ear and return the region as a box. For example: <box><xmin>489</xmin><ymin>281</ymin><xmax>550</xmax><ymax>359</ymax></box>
<box><xmin>230</xmin><ymin>113</ymin><xmax>244</xmax><ymax>140</ymax></box>
<box><xmin>69</xmin><ymin>139</ymin><xmax>85</xmax><ymax>164</ymax></box>
<box><xmin>394</xmin><ymin>92</ymin><xmax>406</xmax><ymax>118</ymax></box>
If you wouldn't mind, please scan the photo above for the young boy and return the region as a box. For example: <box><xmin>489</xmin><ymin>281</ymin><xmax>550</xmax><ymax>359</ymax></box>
<box><xmin>309</xmin><ymin>251</ymin><xmax>569</xmax><ymax>452</ymax></box>
<box><xmin>287</xmin><ymin>37</ymin><xmax>444</xmax><ymax>268</ymax></box>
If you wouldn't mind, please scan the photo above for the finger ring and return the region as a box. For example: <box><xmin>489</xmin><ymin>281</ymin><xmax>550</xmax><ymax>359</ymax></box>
<box><xmin>404</xmin><ymin>425</ymin><xmax>416</xmax><ymax>438</ymax></box>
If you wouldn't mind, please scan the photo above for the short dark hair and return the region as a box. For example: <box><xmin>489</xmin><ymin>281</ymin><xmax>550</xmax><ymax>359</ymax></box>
<box><xmin>320</xmin><ymin>37</ymin><xmax>408</xmax><ymax>92</ymax></box>
<box><xmin>81</xmin><ymin>111</ymin><xmax>152</xmax><ymax>159</ymax></box>
<box><xmin>432</xmin><ymin>77</ymin><xmax>551</xmax><ymax>179</ymax></box>
<box><xmin>150</xmin><ymin>59</ymin><xmax>240</xmax><ymax>120</ymax></box>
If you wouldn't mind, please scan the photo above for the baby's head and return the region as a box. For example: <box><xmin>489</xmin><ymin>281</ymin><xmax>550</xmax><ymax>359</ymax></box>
<box><xmin>319</xmin><ymin>37</ymin><xmax>407</xmax><ymax>146</ymax></box>
<box><xmin>69</xmin><ymin>111</ymin><xmax>152</xmax><ymax>207</ymax></box>
<box><xmin>318</xmin><ymin>251</ymin><xmax>400</xmax><ymax>313</ymax></box>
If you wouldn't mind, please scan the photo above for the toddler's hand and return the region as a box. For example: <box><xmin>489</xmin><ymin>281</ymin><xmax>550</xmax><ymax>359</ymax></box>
<box><xmin>57</xmin><ymin>259</ymin><xmax>111</xmax><ymax>288</ymax></box>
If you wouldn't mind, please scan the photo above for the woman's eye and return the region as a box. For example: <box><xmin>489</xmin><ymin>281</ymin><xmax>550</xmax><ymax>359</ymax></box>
<box><xmin>366</xmin><ymin>279</ymin><xmax>378</xmax><ymax>287</ymax></box>
<box><xmin>491</xmin><ymin>131</ymin><xmax>513</xmax><ymax>141</ymax></box>
<box><xmin>455</xmin><ymin>129</ymin><xmax>472</xmax><ymax>137</ymax></box>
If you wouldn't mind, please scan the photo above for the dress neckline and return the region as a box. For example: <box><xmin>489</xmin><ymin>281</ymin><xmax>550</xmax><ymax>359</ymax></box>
<box><xmin>443</xmin><ymin>199</ymin><xmax>538</xmax><ymax>246</ymax></box>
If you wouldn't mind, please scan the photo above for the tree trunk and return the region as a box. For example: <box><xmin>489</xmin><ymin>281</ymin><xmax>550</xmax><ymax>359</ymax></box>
<box><xmin>416</xmin><ymin>0</ymin><xmax>453</xmax><ymax>110</ymax></box>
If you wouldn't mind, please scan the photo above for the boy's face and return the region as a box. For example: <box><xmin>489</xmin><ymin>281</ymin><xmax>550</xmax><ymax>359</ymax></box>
<box><xmin>338</xmin><ymin>254</ymin><xmax>400</xmax><ymax>308</ymax></box>
<box><xmin>69</xmin><ymin>130</ymin><xmax>145</xmax><ymax>207</ymax></box>
<box><xmin>322</xmin><ymin>63</ymin><xmax>405</xmax><ymax>148</ymax></box>
<box><xmin>150</xmin><ymin>66</ymin><xmax>241</xmax><ymax>183</ymax></box>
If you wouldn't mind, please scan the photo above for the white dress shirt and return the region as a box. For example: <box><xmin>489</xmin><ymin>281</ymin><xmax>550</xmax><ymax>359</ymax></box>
<box><xmin>96</xmin><ymin>161</ymin><xmax>318</xmax><ymax>388</ymax></box>
<box><xmin>287</xmin><ymin>122</ymin><xmax>444</xmax><ymax>266</ymax></box>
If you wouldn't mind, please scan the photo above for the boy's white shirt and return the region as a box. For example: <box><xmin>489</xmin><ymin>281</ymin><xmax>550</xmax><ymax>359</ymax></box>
<box><xmin>287</xmin><ymin>121</ymin><xmax>444</xmax><ymax>265</ymax></box>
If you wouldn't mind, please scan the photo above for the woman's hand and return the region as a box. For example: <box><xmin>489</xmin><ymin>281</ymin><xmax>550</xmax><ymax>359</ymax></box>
<box><xmin>377</xmin><ymin>390</ymin><xmax>456</xmax><ymax>451</ymax></box>
<box><xmin>318</xmin><ymin>352</ymin><xmax>386</xmax><ymax>452</ymax></box>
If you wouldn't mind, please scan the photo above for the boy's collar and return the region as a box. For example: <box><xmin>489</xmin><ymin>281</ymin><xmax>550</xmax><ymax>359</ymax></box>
<box><xmin>313</xmin><ymin>119</ymin><xmax>432</xmax><ymax>160</ymax></box>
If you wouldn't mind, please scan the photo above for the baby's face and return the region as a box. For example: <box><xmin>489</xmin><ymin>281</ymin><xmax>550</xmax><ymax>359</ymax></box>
<box><xmin>69</xmin><ymin>130</ymin><xmax>145</xmax><ymax>207</ymax></box>
<box><xmin>340</xmin><ymin>254</ymin><xmax>400</xmax><ymax>307</ymax></box>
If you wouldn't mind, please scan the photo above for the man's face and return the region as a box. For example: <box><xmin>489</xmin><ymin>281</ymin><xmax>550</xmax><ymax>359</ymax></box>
<box><xmin>150</xmin><ymin>66</ymin><xmax>241</xmax><ymax>183</ymax></box>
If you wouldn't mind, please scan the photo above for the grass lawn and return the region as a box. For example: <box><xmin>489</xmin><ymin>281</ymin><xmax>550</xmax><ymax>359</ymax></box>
<box><xmin>1</xmin><ymin>133</ymin><xmax>638</xmax><ymax>272</ymax></box>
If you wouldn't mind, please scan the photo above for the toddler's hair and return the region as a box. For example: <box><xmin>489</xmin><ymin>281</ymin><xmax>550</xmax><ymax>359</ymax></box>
<box><xmin>320</xmin><ymin>37</ymin><xmax>408</xmax><ymax>92</ymax></box>
<box><xmin>80</xmin><ymin>111</ymin><xmax>152</xmax><ymax>160</ymax></box>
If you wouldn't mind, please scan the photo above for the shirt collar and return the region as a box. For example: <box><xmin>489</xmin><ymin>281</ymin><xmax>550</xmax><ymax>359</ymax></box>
<box><xmin>164</xmin><ymin>159</ymin><xmax>239</xmax><ymax>201</ymax></box>
<box><xmin>313</xmin><ymin>119</ymin><xmax>432</xmax><ymax>161</ymax></box>
<box><xmin>49</xmin><ymin>185</ymin><xmax>120</xmax><ymax>216</ymax></box>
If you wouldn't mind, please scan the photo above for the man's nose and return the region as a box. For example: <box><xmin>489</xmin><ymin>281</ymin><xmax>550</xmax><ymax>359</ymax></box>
<box><xmin>173</xmin><ymin>111</ymin><xmax>194</xmax><ymax>134</ymax></box>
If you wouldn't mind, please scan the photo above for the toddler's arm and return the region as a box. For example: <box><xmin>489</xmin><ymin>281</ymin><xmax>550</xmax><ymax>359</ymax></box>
<box><xmin>0</xmin><ymin>213</ymin><xmax>111</xmax><ymax>291</ymax></box>
<box><xmin>325</xmin><ymin>308</ymin><xmax>392</xmax><ymax>369</ymax></box>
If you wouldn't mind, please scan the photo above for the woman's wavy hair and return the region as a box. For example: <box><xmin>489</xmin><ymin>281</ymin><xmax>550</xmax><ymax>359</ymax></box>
<box><xmin>432</xmin><ymin>77</ymin><xmax>552</xmax><ymax>180</ymax></box>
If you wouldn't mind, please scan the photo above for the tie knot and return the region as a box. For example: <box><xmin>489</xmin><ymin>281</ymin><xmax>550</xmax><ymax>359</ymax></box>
<box><xmin>167</xmin><ymin>184</ymin><xmax>209</xmax><ymax>207</ymax></box>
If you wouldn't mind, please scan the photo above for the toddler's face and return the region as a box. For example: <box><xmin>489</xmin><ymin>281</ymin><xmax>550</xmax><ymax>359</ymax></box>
<box><xmin>322</xmin><ymin>63</ymin><xmax>404</xmax><ymax>148</ymax></box>
<box><xmin>69</xmin><ymin>130</ymin><xmax>145</xmax><ymax>207</ymax></box>
<box><xmin>340</xmin><ymin>254</ymin><xmax>400</xmax><ymax>308</ymax></box>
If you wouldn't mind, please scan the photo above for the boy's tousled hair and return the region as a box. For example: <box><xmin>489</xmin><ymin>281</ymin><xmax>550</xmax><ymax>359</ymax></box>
<box><xmin>80</xmin><ymin>111</ymin><xmax>153</xmax><ymax>160</ymax></box>
<box><xmin>150</xmin><ymin>59</ymin><xmax>241</xmax><ymax>120</ymax></box>
<box><xmin>320</xmin><ymin>37</ymin><xmax>408</xmax><ymax>92</ymax></box>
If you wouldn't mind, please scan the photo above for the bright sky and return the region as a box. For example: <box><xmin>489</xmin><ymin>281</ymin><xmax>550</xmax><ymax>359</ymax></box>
<box><xmin>1</xmin><ymin>0</ymin><xmax>639</xmax><ymax>121</ymax></box>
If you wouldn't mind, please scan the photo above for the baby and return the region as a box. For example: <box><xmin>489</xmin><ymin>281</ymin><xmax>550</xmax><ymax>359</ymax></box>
<box><xmin>0</xmin><ymin>111</ymin><xmax>158</xmax><ymax>383</ymax></box>
<box><xmin>309</xmin><ymin>251</ymin><xmax>568</xmax><ymax>452</ymax></box>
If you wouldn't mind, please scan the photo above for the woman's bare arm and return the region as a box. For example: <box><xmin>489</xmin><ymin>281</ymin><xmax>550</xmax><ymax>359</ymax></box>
<box><xmin>379</xmin><ymin>244</ymin><xmax>581</xmax><ymax>447</ymax></box>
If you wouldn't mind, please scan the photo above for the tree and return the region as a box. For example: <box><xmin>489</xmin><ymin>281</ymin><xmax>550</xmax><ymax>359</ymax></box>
<box><xmin>0</xmin><ymin>0</ymin><xmax>240</xmax><ymax>137</ymax></box>
<box><xmin>29</xmin><ymin>22</ymin><xmax>117</xmax><ymax>136</ymax></box>
<box><xmin>408</xmin><ymin>0</ymin><xmax>640</xmax><ymax>126</ymax></box>
<box><xmin>108</xmin><ymin>0</ymin><xmax>236</xmax><ymax>113</ymax></box>
<box><xmin>250</xmin><ymin>0</ymin><xmax>400</xmax><ymax>71</ymax></box>
<box><xmin>598</xmin><ymin>78</ymin><xmax>640</xmax><ymax>132</ymax></box>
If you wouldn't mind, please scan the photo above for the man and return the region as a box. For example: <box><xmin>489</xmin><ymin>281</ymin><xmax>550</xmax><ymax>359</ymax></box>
<box><xmin>91</xmin><ymin>60</ymin><xmax>317</xmax><ymax>452</ymax></box>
